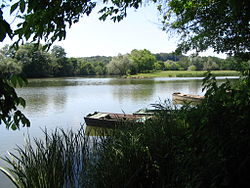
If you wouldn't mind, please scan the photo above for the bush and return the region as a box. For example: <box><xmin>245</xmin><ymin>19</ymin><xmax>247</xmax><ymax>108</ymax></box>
<box><xmin>188</xmin><ymin>65</ymin><xmax>197</xmax><ymax>71</ymax></box>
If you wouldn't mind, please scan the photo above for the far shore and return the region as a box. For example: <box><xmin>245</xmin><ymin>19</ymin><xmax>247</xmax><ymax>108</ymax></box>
<box><xmin>125</xmin><ymin>70</ymin><xmax>239</xmax><ymax>79</ymax></box>
<box><xmin>24</xmin><ymin>70</ymin><xmax>240</xmax><ymax>80</ymax></box>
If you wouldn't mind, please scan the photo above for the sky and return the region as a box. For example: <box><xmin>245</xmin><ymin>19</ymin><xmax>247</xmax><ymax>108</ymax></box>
<box><xmin>54</xmin><ymin>3</ymin><xmax>180</xmax><ymax>57</ymax></box>
<box><xmin>1</xmin><ymin>2</ymin><xmax>226</xmax><ymax>59</ymax></box>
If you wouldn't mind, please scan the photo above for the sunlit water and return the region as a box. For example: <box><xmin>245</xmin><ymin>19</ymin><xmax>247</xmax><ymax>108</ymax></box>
<box><xmin>0</xmin><ymin>76</ymin><xmax>238</xmax><ymax>187</ymax></box>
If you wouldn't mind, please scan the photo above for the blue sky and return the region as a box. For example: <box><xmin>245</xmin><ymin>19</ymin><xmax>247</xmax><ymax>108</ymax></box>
<box><xmin>54</xmin><ymin>3</ymin><xmax>179</xmax><ymax>57</ymax></box>
<box><xmin>1</xmin><ymin>3</ymin><xmax>226</xmax><ymax>58</ymax></box>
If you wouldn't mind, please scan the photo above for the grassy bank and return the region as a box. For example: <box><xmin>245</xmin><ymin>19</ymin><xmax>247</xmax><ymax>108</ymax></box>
<box><xmin>126</xmin><ymin>70</ymin><xmax>239</xmax><ymax>78</ymax></box>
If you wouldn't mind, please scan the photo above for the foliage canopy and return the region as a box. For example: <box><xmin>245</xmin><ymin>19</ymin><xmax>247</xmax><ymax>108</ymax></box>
<box><xmin>160</xmin><ymin>0</ymin><xmax>250</xmax><ymax>60</ymax></box>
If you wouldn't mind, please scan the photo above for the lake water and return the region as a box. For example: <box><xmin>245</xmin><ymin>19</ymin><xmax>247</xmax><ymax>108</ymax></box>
<box><xmin>0</xmin><ymin>76</ymin><xmax>238</xmax><ymax>187</ymax></box>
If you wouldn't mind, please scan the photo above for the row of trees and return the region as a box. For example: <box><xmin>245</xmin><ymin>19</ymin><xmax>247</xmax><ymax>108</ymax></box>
<box><xmin>154</xmin><ymin>56</ymin><xmax>236</xmax><ymax>71</ymax></box>
<box><xmin>107</xmin><ymin>51</ymin><xmax>237</xmax><ymax>75</ymax></box>
<box><xmin>0</xmin><ymin>43</ymin><xmax>238</xmax><ymax>78</ymax></box>
<box><xmin>0</xmin><ymin>44</ymin><xmax>109</xmax><ymax>78</ymax></box>
<box><xmin>107</xmin><ymin>49</ymin><xmax>157</xmax><ymax>75</ymax></box>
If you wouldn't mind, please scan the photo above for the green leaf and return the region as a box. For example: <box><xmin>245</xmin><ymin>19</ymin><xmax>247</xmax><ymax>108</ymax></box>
<box><xmin>0</xmin><ymin>167</ymin><xmax>20</xmax><ymax>188</ymax></box>
<box><xmin>0</xmin><ymin>20</ymin><xmax>6</xmax><ymax>41</ymax></box>
<box><xmin>13</xmin><ymin>114</ymin><xmax>18</xmax><ymax>125</ymax></box>
<box><xmin>16</xmin><ymin>75</ymin><xmax>25</xmax><ymax>87</ymax></box>
<box><xmin>22</xmin><ymin>117</ymin><xmax>30</xmax><ymax>127</ymax></box>
<box><xmin>11</xmin><ymin>123</ymin><xmax>18</xmax><ymax>130</ymax></box>
<box><xmin>0</xmin><ymin>9</ymin><xmax>3</xmax><ymax>19</ymax></box>
<box><xmin>10</xmin><ymin>2</ymin><xmax>19</xmax><ymax>14</ymax></box>
<box><xmin>20</xmin><ymin>0</ymin><xmax>25</xmax><ymax>13</ymax></box>
<box><xmin>18</xmin><ymin>97</ymin><xmax>26</xmax><ymax>107</ymax></box>
<box><xmin>10</xmin><ymin>75</ymin><xmax>18</xmax><ymax>87</ymax></box>
<box><xmin>3</xmin><ymin>21</ymin><xmax>12</xmax><ymax>38</ymax></box>
<box><xmin>0</xmin><ymin>20</ymin><xmax>12</xmax><ymax>41</ymax></box>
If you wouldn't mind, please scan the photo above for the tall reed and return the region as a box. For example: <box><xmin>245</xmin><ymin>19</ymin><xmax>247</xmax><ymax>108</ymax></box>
<box><xmin>0</xmin><ymin>128</ymin><xmax>98</xmax><ymax>188</ymax></box>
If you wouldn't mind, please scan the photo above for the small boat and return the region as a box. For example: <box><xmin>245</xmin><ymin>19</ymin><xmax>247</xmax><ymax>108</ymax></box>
<box><xmin>85</xmin><ymin>125</ymin><xmax>113</xmax><ymax>136</ymax></box>
<box><xmin>133</xmin><ymin>108</ymin><xmax>159</xmax><ymax>116</ymax></box>
<box><xmin>134</xmin><ymin>108</ymin><xmax>175</xmax><ymax>115</ymax></box>
<box><xmin>172</xmin><ymin>92</ymin><xmax>204</xmax><ymax>103</ymax></box>
<box><xmin>84</xmin><ymin>112</ymin><xmax>150</xmax><ymax>128</ymax></box>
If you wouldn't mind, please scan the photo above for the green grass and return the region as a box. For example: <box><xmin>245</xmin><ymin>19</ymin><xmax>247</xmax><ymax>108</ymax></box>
<box><xmin>127</xmin><ymin>70</ymin><xmax>239</xmax><ymax>78</ymax></box>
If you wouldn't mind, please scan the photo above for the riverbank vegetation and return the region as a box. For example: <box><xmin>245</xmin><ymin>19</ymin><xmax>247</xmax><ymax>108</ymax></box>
<box><xmin>0</xmin><ymin>44</ymin><xmax>240</xmax><ymax>78</ymax></box>
<box><xmin>1</xmin><ymin>73</ymin><xmax>250</xmax><ymax>187</ymax></box>
<box><xmin>127</xmin><ymin>70</ymin><xmax>239</xmax><ymax>78</ymax></box>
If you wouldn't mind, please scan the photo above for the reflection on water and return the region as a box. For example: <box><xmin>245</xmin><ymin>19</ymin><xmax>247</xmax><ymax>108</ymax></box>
<box><xmin>27</xmin><ymin>77</ymin><xmax>113</xmax><ymax>87</ymax></box>
<box><xmin>108</xmin><ymin>78</ymin><xmax>155</xmax><ymax>85</ymax></box>
<box><xmin>85</xmin><ymin>126</ymin><xmax>112</xmax><ymax>137</ymax></box>
<box><xmin>0</xmin><ymin>76</ymin><xmax>238</xmax><ymax>188</ymax></box>
<box><xmin>18</xmin><ymin>87</ymin><xmax>68</xmax><ymax>115</ymax></box>
<box><xmin>112</xmin><ymin>83</ymin><xmax>155</xmax><ymax>102</ymax></box>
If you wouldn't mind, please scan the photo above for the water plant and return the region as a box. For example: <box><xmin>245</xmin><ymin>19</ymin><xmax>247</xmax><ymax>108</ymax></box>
<box><xmin>0</xmin><ymin>128</ymin><xmax>98</xmax><ymax>188</ymax></box>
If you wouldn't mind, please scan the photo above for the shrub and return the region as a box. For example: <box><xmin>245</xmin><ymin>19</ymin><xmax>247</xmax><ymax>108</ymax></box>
<box><xmin>188</xmin><ymin>65</ymin><xmax>197</xmax><ymax>71</ymax></box>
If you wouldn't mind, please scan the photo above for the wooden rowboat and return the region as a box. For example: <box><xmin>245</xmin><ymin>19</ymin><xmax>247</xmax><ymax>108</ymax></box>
<box><xmin>133</xmin><ymin>108</ymin><xmax>159</xmax><ymax>115</ymax></box>
<box><xmin>172</xmin><ymin>92</ymin><xmax>204</xmax><ymax>103</ymax></box>
<box><xmin>84</xmin><ymin>112</ymin><xmax>150</xmax><ymax>128</ymax></box>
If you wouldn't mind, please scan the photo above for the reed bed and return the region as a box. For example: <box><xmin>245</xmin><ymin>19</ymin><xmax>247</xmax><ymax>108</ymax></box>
<box><xmin>0</xmin><ymin>128</ymin><xmax>101</xmax><ymax>188</ymax></box>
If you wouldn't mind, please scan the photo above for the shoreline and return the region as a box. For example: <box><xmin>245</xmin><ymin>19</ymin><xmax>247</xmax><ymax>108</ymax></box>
<box><xmin>125</xmin><ymin>70</ymin><xmax>239</xmax><ymax>79</ymax></box>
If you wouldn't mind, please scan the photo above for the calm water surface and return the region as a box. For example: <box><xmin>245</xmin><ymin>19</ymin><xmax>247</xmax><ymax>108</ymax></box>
<box><xmin>0</xmin><ymin>76</ymin><xmax>238</xmax><ymax>187</ymax></box>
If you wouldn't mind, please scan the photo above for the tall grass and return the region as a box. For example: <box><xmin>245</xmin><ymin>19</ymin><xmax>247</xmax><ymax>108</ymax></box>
<box><xmin>0</xmin><ymin>128</ymin><xmax>100</xmax><ymax>188</ymax></box>
<box><xmin>89</xmin><ymin>105</ymin><xmax>193</xmax><ymax>187</ymax></box>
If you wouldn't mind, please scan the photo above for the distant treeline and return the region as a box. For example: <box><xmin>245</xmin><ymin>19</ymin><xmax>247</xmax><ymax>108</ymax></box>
<box><xmin>0</xmin><ymin>43</ymin><xmax>238</xmax><ymax>78</ymax></box>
